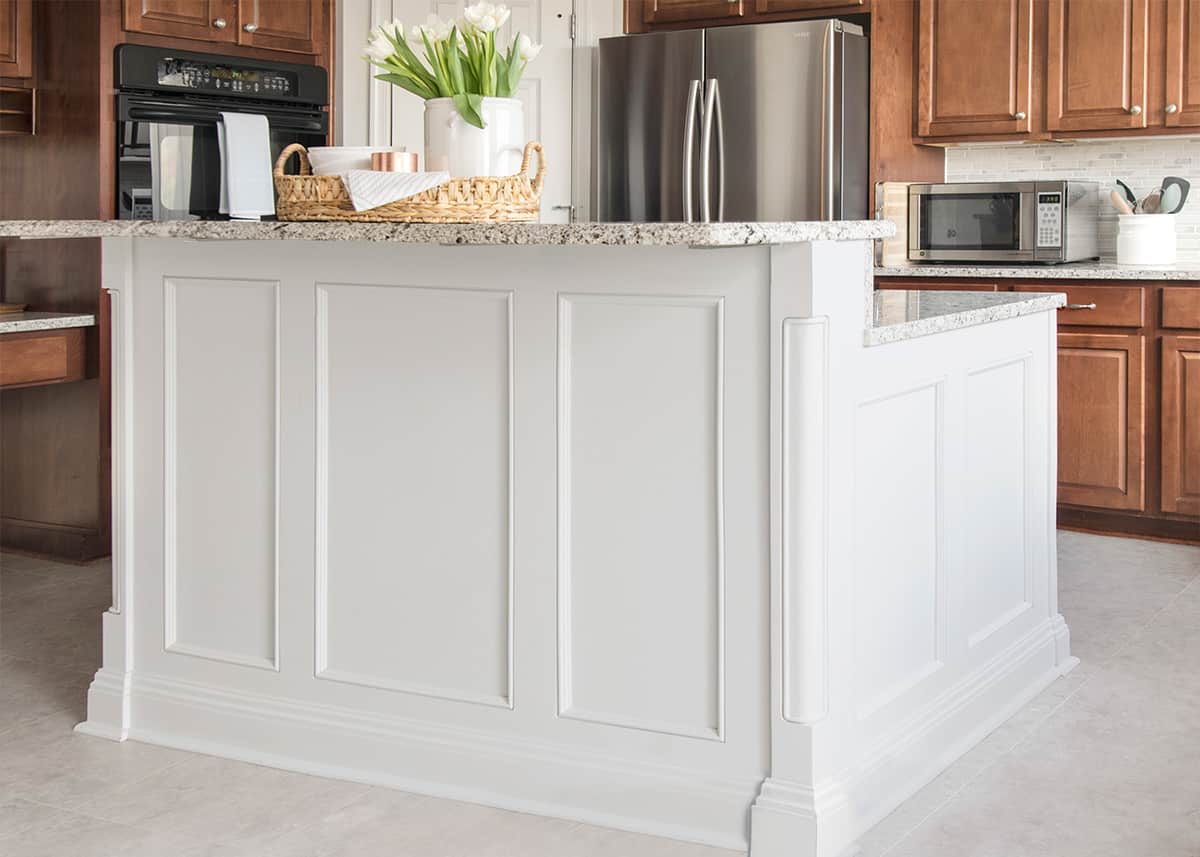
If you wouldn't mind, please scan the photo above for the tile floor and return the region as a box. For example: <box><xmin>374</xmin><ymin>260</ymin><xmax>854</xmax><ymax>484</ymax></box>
<box><xmin>1</xmin><ymin>531</ymin><xmax>1198</xmax><ymax>856</ymax></box>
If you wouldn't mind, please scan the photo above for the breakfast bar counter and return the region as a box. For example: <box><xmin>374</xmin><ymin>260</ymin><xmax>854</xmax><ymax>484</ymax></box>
<box><xmin>0</xmin><ymin>219</ymin><xmax>1075</xmax><ymax>857</ymax></box>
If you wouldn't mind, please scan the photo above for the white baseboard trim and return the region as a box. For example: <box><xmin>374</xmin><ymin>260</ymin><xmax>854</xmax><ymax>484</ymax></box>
<box><xmin>78</xmin><ymin>668</ymin><xmax>131</xmax><ymax>741</ymax></box>
<box><xmin>118</xmin><ymin>671</ymin><xmax>758</xmax><ymax>850</ymax></box>
<box><xmin>751</xmin><ymin>616</ymin><xmax>1074</xmax><ymax>857</ymax></box>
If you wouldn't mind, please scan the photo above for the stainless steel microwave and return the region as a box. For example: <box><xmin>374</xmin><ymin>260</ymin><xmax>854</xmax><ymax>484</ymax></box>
<box><xmin>908</xmin><ymin>181</ymin><xmax>1100</xmax><ymax>264</ymax></box>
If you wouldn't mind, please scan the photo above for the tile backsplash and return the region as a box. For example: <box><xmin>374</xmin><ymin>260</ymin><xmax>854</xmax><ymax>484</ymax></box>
<box><xmin>945</xmin><ymin>138</ymin><xmax>1200</xmax><ymax>260</ymax></box>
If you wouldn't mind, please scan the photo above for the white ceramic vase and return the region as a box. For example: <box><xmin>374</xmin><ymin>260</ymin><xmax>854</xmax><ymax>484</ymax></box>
<box><xmin>423</xmin><ymin>97</ymin><xmax>525</xmax><ymax>179</ymax></box>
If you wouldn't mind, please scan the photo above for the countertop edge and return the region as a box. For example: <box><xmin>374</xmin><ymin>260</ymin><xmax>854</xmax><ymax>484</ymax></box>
<box><xmin>0</xmin><ymin>313</ymin><xmax>97</xmax><ymax>334</ymax></box>
<box><xmin>865</xmin><ymin>293</ymin><xmax>1067</xmax><ymax>347</ymax></box>
<box><xmin>875</xmin><ymin>263</ymin><xmax>1200</xmax><ymax>281</ymax></box>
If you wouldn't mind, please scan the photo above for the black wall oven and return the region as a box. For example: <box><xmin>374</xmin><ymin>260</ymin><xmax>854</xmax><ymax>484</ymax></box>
<box><xmin>115</xmin><ymin>44</ymin><xmax>328</xmax><ymax>221</ymax></box>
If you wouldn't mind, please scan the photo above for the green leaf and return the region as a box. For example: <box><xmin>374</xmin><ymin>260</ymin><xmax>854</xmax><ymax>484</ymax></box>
<box><xmin>375</xmin><ymin>73</ymin><xmax>436</xmax><ymax>101</ymax></box>
<box><xmin>452</xmin><ymin>92</ymin><xmax>486</xmax><ymax>129</ymax></box>
<box><xmin>446</xmin><ymin>28</ymin><xmax>468</xmax><ymax>94</ymax></box>
<box><xmin>386</xmin><ymin>36</ymin><xmax>441</xmax><ymax>94</ymax></box>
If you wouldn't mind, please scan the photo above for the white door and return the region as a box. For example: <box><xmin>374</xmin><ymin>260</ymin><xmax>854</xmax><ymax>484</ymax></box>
<box><xmin>340</xmin><ymin>0</ymin><xmax>574</xmax><ymax>222</ymax></box>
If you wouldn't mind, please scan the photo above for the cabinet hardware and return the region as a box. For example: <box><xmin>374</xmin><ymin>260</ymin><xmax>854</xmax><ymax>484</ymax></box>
<box><xmin>1013</xmin><ymin>111</ymin><xmax>1026</xmax><ymax>120</ymax></box>
<box><xmin>1062</xmin><ymin>303</ymin><xmax>1098</xmax><ymax>311</ymax></box>
<box><xmin>212</xmin><ymin>17</ymin><xmax>227</xmax><ymax>28</ymax></box>
<box><xmin>243</xmin><ymin>22</ymin><xmax>259</xmax><ymax>33</ymax></box>
<box><xmin>1129</xmin><ymin>105</ymin><xmax>1142</xmax><ymax>115</ymax></box>
<box><xmin>1166</xmin><ymin>103</ymin><xmax>1179</xmax><ymax>114</ymax></box>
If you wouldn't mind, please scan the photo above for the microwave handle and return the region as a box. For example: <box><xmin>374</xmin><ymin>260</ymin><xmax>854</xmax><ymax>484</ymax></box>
<box><xmin>1020</xmin><ymin>189</ymin><xmax>1037</xmax><ymax>252</ymax></box>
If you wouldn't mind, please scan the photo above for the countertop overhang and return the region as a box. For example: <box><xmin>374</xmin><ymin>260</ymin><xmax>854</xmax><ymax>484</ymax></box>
<box><xmin>876</xmin><ymin>260</ymin><xmax>1200</xmax><ymax>281</ymax></box>
<box><xmin>0</xmin><ymin>219</ymin><xmax>894</xmax><ymax>247</ymax></box>
<box><xmin>0</xmin><ymin>311</ymin><xmax>97</xmax><ymax>335</ymax></box>
<box><xmin>867</xmin><ymin>289</ymin><xmax>1067</xmax><ymax>345</ymax></box>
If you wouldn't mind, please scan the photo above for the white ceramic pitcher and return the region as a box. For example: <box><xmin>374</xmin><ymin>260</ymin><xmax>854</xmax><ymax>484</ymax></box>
<box><xmin>423</xmin><ymin>97</ymin><xmax>525</xmax><ymax>179</ymax></box>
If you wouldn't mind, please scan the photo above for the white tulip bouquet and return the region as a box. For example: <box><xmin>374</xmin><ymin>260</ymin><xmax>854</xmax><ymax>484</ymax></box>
<box><xmin>364</xmin><ymin>3</ymin><xmax>542</xmax><ymax>130</ymax></box>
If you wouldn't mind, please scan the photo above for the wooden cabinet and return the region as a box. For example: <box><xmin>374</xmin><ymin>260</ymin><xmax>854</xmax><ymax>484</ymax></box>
<box><xmin>124</xmin><ymin>0</ymin><xmax>321</xmax><ymax>54</ymax></box>
<box><xmin>0</xmin><ymin>328</ymin><xmax>86</xmax><ymax>390</ymax></box>
<box><xmin>124</xmin><ymin>0</ymin><xmax>237</xmax><ymax>44</ymax></box>
<box><xmin>756</xmin><ymin>0</ymin><xmax>863</xmax><ymax>14</ymax></box>
<box><xmin>643</xmin><ymin>0</ymin><xmax>744</xmax><ymax>26</ymax></box>
<box><xmin>1057</xmin><ymin>331</ymin><xmax>1146</xmax><ymax>511</ymax></box>
<box><xmin>916</xmin><ymin>0</ymin><xmax>1033</xmax><ymax>138</ymax></box>
<box><xmin>1165</xmin><ymin>0</ymin><xmax>1200</xmax><ymax>128</ymax></box>
<box><xmin>0</xmin><ymin>0</ymin><xmax>33</xmax><ymax>78</ymax></box>
<box><xmin>1161</xmin><ymin>335</ymin><xmax>1200</xmax><ymax>515</ymax></box>
<box><xmin>236</xmin><ymin>0</ymin><xmax>321</xmax><ymax>54</ymax></box>
<box><xmin>1047</xmin><ymin>0</ymin><xmax>1148</xmax><ymax>132</ymax></box>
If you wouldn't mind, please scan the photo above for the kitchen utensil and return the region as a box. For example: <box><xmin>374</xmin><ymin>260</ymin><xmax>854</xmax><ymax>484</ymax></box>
<box><xmin>1110</xmin><ymin>189</ymin><xmax>1134</xmax><ymax>215</ymax></box>
<box><xmin>1116</xmin><ymin>179</ymin><xmax>1139</xmax><ymax>209</ymax></box>
<box><xmin>1159</xmin><ymin>184</ymin><xmax>1182</xmax><ymax>216</ymax></box>
<box><xmin>1140</xmin><ymin>188</ymin><xmax>1163</xmax><ymax>214</ymax></box>
<box><xmin>1161</xmin><ymin>176</ymin><xmax>1190</xmax><ymax>214</ymax></box>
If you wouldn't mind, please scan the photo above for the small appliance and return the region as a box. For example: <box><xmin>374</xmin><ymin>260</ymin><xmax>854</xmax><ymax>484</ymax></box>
<box><xmin>907</xmin><ymin>181</ymin><xmax>1100</xmax><ymax>264</ymax></box>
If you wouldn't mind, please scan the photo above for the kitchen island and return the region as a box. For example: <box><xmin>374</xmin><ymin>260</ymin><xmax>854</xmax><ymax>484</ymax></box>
<box><xmin>0</xmin><ymin>220</ymin><xmax>1075</xmax><ymax>857</ymax></box>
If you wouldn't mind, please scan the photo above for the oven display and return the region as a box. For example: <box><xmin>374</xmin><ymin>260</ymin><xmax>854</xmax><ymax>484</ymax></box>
<box><xmin>157</xmin><ymin>59</ymin><xmax>298</xmax><ymax>96</ymax></box>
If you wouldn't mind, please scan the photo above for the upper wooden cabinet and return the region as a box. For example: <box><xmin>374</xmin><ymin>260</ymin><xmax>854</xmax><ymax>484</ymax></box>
<box><xmin>1165</xmin><ymin>0</ymin><xmax>1200</xmax><ymax>128</ymax></box>
<box><xmin>1047</xmin><ymin>0</ymin><xmax>1148</xmax><ymax>132</ymax></box>
<box><xmin>916</xmin><ymin>0</ymin><xmax>1033</xmax><ymax>138</ymax></box>
<box><xmin>237</xmin><ymin>0</ymin><xmax>321</xmax><ymax>54</ymax></box>
<box><xmin>124</xmin><ymin>0</ymin><xmax>238</xmax><ymax>44</ymax></box>
<box><xmin>124</xmin><ymin>0</ymin><xmax>321</xmax><ymax>54</ymax></box>
<box><xmin>756</xmin><ymin>0</ymin><xmax>863</xmax><ymax>14</ymax></box>
<box><xmin>643</xmin><ymin>0</ymin><xmax>744</xmax><ymax>26</ymax></box>
<box><xmin>0</xmin><ymin>0</ymin><xmax>34</xmax><ymax>78</ymax></box>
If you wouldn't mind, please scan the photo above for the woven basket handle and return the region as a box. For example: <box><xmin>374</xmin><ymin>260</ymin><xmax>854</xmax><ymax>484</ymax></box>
<box><xmin>275</xmin><ymin>143</ymin><xmax>312</xmax><ymax>177</ymax></box>
<box><xmin>519</xmin><ymin>142</ymin><xmax>545</xmax><ymax>195</ymax></box>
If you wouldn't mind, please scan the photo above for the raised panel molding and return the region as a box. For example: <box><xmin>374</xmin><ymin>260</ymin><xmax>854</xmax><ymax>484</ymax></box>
<box><xmin>781</xmin><ymin>318</ymin><xmax>829</xmax><ymax>725</ymax></box>
<box><xmin>314</xmin><ymin>283</ymin><xmax>514</xmax><ymax>708</ymax></box>
<box><xmin>853</xmin><ymin>380</ymin><xmax>945</xmax><ymax>721</ymax></box>
<box><xmin>164</xmin><ymin>277</ymin><xmax>280</xmax><ymax>671</ymax></box>
<box><xmin>965</xmin><ymin>356</ymin><xmax>1034</xmax><ymax>650</ymax></box>
<box><xmin>557</xmin><ymin>293</ymin><xmax>726</xmax><ymax>741</ymax></box>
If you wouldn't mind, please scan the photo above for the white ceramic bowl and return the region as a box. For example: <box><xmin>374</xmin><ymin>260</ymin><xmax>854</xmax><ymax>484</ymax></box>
<box><xmin>306</xmin><ymin>146</ymin><xmax>392</xmax><ymax>176</ymax></box>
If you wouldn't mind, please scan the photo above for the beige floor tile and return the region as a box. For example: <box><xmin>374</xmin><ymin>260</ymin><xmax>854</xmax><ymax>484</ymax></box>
<box><xmin>0</xmin><ymin>656</ymin><xmax>92</xmax><ymax>737</ymax></box>
<box><xmin>0</xmin><ymin>797</ymin><xmax>208</xmax><ymax>857</ymax></box>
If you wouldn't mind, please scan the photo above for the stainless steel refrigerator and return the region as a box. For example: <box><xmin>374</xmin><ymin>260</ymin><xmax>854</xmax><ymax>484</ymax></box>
<box><xmin>593</xmin><ymin>19</ymin><xmax>868</xmax><ymax>223</ymax></box>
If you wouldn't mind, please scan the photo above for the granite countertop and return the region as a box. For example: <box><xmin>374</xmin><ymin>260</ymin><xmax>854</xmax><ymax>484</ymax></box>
<box><xmin>875</xmin><ymin>260</ymin><xmax>1200</xmax><ymax>281</ymax></box>
<box><xmin>0</xmin><ymin>311</ymin><xmax>97</xmax><ymax>334</ymax></box>
<box><xmin>0</xmin><ymin>219</ymin><xmax>894</xmax><ymax>247</ymax></box>
<box><xmin>867</xmin><ymin>290</ymin><xmax>1067</xmax><ymax>346</ymax></box>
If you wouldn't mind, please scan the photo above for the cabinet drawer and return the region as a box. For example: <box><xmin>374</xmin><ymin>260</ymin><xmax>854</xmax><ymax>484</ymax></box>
<box><xmin>1161</xmin><ymin>287</ymin><xmax>1200</xmax><ymax>330</ymax></box>
<box><xmin>1016</xmin><ymin>284</ymin><xmax>1144</xmax><ymax>327</ymax></box>
<box><xmin>0</xmin><ymin>329</ymin><xmax>86</xmax><ymax>389</ymax></box>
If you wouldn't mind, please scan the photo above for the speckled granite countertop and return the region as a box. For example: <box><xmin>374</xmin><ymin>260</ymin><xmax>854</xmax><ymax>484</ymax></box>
<box><xmin>875</xmin><ymin>260</ymin><xmax>1200</xmax><ymax>281</ymax></box>
<box><xmin>0</xmin><ymin>311</ymin><xmax>96</xmax><ymax>335</ymax></box>
<box><xmin>0</xmin><ymin>219</ymin><xmax>894</xmax><ymax>247</ymax></box>
<box><xmin>867</xmin><ymin>290</ymin><xmax>1066</xmax><ymax>346</ymax></box>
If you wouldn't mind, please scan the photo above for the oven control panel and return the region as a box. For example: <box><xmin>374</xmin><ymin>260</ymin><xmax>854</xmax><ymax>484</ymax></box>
<box><xmin>157</xmin><ymin>58</ymin><xmax>299</xmax><ymax>97</ymax></box>
<box><xmin>1037</xmin><ymin>192</ymin><xmax>1063</xmax><ymax>248</ymax></box>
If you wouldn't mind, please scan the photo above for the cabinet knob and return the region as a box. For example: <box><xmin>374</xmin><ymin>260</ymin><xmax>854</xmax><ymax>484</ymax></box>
<box><xmin>243</xmin><ymin>22</ymin><xmax>259</xmax><ymax>33</ymax></box>
<box><xmin>1166</xmin><ymin>103</ymin><xmax>1179</xmax><ymax>114</ymax></box>
<box><xmin>212</xmin><ymin>17</ymin><xmax>227</xmax><ymax>28</ymax></box>
<box><xmin>1013</xmin><ymin>111</ymin><xmax>1026</xmax><ymax>120</ymax></box>
<box><xmin>1129</xmin><ymin>105</ymin><xmax>1142</xmax><ymax>115</ymax></box>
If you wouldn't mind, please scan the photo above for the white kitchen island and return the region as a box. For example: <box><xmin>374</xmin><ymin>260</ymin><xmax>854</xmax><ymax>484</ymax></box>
<box><xmin>1</xmin><ymin>220</ymin><xmax>1076</xmax><ymax>857</ymax></box>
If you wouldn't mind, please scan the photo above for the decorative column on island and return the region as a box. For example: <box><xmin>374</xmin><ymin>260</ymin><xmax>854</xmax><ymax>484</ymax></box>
<box><xmin>0</xmin><ymin>219</ymin><xmax>1074</xmax><ymax>857</ymax></box>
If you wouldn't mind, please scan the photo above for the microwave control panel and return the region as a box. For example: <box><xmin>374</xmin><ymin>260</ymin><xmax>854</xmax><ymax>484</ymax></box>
<box><xmin>1037</xmin><ymin>193</ymin><xmax>1063</xmax><ymax>248</ymax></box>
<box><xmin>156</xmin><ymin>58</ymin><xmax>299</xmax><ymax>97</ymax></box>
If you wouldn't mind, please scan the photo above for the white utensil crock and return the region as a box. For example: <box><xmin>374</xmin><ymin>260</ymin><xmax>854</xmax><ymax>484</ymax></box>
<box><xmin>423</xmin><ymin>97</ymin><xmax>525</xmax><ymax>179</ymax></box>
<box><xmin>1117</xmin><ymin>214</ymin><xmax>1178</xmax><ymax>266</ymax></box>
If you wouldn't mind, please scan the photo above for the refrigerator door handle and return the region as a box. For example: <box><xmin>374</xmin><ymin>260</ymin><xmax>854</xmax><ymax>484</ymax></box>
<box><xmin>700</xmin><ymin>79</ymin><xmax>717</xmax><ymax>222</ymax></box>
<box><xmin>712</xmin><ymin>79</ymin><xmax>725</xmax><ymax>222</ymax></box>
<box><xmin>682</xmin><ymin>80</ymin><xmax>701</xmax><ymax>223</ymax></box>
<box><xmin>820</xmin><ymin>25</ymin><xmax>836</xmax><ymax>220</ymax></box>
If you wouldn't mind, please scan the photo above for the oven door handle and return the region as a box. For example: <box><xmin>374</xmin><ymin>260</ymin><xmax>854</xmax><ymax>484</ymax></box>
<box><xmin>125</xmin><ymin>105</ymin><xmax>325</xmax><ymax>133</ymax></box>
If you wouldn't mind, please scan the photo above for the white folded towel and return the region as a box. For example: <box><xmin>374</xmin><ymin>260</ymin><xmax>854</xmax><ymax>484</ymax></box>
<box><xmin>342</xmin><ymin>169</ymin><xmax>450</xmax><ymax>212</ymax></box>
<box><xmin>217</xmin><ymin>112</ymin><xmax>275</xmax><ymax>220</ymax></box>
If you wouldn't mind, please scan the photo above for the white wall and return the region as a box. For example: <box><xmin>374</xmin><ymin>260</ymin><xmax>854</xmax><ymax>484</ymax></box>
<box><xmin>946</xmin><ymin>139</ymin><xmax>1200</xmax><ymax>260</ymax></box>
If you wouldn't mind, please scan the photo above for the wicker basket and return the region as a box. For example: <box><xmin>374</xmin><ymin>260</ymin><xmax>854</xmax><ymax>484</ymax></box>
<box><xmin>273</xmin><ymin>141</ymin><xmax>545</xmax><ymax>223</ymax></box>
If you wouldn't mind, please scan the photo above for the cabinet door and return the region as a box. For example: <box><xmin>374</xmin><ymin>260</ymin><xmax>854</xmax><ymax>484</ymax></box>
<box><xmin>756</xmin><ymin>0</ymin><xmax>862</xmax><ymax>14</ymax></box>
<box><xmin>0</xmin><ymin>0</ymin><xmax>33</xmax><ymax>78</ymax></box>
<box><xmin>1161</xmin><ymin>335</ymin><xmax>1200</xmax><ymax>515</ymax></box>
<box><xmin>643</xmin><ymin>0</ymin><xmax>743</xmax><ymax>26</ymax></box>
<box><xmin>1057</xmin><ymin>332</ymin><xmax>1145</xmax><ymax>511</ymax></box>
<box><xmin>1047</xmin><ymin>0</ymin><xmax>1148</xmax><ymax>132</ymax></box>
<box><xmin>1166</xmin><ymin>0</ymin><xmax>1200</xmax><ymax>128</ymax></box>
<box><xmin>237</xmin><ymin>0</ymin><xmax>321</xmax><ymax>55</ymax></box>
<box><xmin>124</xmin><ymin>0</ymin><xmax>237</xmax><ymax>43</ymax></box>
<box><xmin>916</xmin><ymin>0</ymin><xmax>1033</xmax><ymax>138</ymax></box>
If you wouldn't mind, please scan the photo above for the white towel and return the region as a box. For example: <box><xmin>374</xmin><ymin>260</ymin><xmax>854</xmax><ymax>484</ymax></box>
<box><xmin>342</xmin><ymin>169</ymin><xmax>450</xmax><ymax>212</ymax></box>
<box><xmin>217</xmin><ymin>112</ymin><xmax>275</xmax><ymax>220</ymax></box>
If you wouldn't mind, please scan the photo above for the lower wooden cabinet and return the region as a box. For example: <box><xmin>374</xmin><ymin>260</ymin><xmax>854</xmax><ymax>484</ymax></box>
<box><xmin>1056</xmin><ymin>332</ymin><xmax>1145</xmax><ymax>511</ymax></box>
<box><xmin>1161</xmin><ymin>335</ymin><xmax>1200</xmax><ymax>515</ymax></box>
<box><xmin>0</xmin><ymin>328</ymin><xmax>86</xmax><ymax>390</ymax></box>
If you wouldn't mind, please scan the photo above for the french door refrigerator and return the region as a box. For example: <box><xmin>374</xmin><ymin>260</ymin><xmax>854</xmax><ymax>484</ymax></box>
<box><xmin>593</xmin><ymin>19</ymin><xmax>868</xmax><ymax>223</ymax></box>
